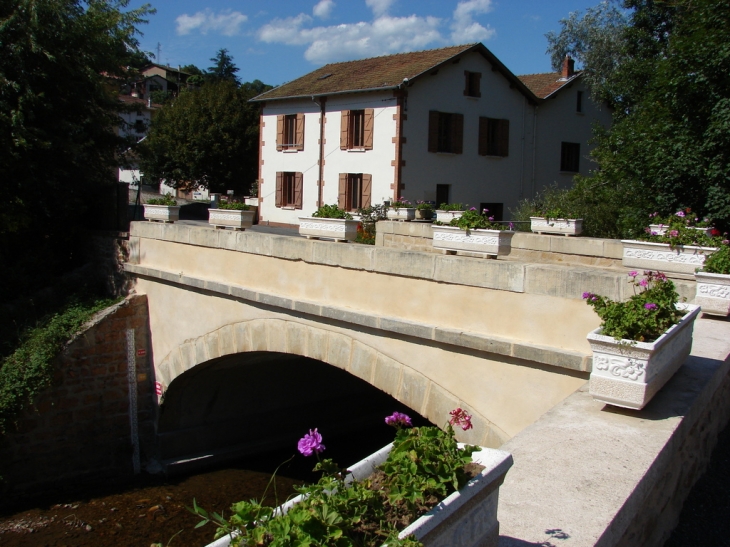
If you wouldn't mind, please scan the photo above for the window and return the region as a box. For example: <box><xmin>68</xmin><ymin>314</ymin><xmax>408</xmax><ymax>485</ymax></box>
<box><xmin>428</xmin><ymin>111</ymin><xmax>463</xmax><ymax>154</ymax></box>
<box><xmin>480</xmin><ymin>203</ymin><xmax>504</xmax><ymax>222</ymax></box>
<box><xmin>338</xmin><ymin>173</ymin><xmax>372</xmax><ymax>211</ymax></box>
<box><xmin>134</xmin><ymin>119</ymin><xmax>146</xmax><ymax>134</ymax></box>
<box><xmin>478</xmin><ymin>117</ymin><xmax>509</xmax><ymax>157</ymax></box>
<box><xmin>275</xmin><ymin>171</ymin><xmax>303</xmax><ymax>209</ymax></box>
<box><xmin>576</xmin><ymin>91</ymin><xmax>583</xmax><ymax>113</ymax></box>
<box><xmin>464</xmin><ymin>71</ymin><xmax>481</xmax><ymax>98</ymax></box>
<box><xmin>340</xmin><ymin>109</ymin><xmax>374</xmax><ymax>150</ymax></box>
<box><xmin>436</xmin><ymin>184</ymin><xmax>450</xmax><ymax>207</ymax></box>
<box><xmin>561</xmin><ymin>142</ymin><xmax>580</xmax><ymax>172</ymax></box>
<box><xmin>276</xmin><ymin>114</ymin><xmax>305</xmax><ymax>151</ymax></box>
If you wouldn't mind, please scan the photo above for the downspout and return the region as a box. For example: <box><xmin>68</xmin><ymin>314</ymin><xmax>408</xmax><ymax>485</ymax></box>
<box><xmin>531</xmin><ymin>105</ymin><xmax>538</xmax><ymax>198</ymax></box>
<box><xmin>520</xmin><ymin>97</ymin><xmax>526</xmax><ymax>200</ymax></box>
<box><xmin>313</xmin><ymin>96</ymin><xmax>326</xmax><ymax>207</ymax></box>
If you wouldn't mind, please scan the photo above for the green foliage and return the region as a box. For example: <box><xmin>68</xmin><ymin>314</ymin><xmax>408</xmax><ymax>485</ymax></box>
<box><xmin>511</xmin><ymin>184</ymin><xmax>582</xmax><ymax>222</ymax></box>
<box><xmin>311</xmin><ymin>204</ymin><xmax>353</xmax><ymax>220</ymax></box>
<box><xmin>0</xmin><ymin>296</ymin><xmax>119</xmax><ymax>433</ymax></box>
<box><xmin>390</xmin><ymin>199</ymin><xmax>412</xmax><ymax>209</ymax></box>
<box><xmin>583</xmin><ymin>271</ymin><xmax>684</xmax><ymax>342</ymax></box>
<box><xmin>207</xmin><ymin>48</ymin><xmax>240</xmax><ymax>85</ymax></box>
<box><xmin>219</xmin><ymin>201</ymin><xmax>250</xmax><ymax>211</ymax></box>
<box><xmin>355</xmin><ymin>203</ymin><xmax>388</xmax><ymax>245</ymax></box>
<box><xmin>638</xmin><ymin>208</ymin><xmax>720</xmax><ymax>247</ymax></box>
<box><xmin>415</xmin><ymin>201</ymin><xmax>433</xmax><ymax>212</ymax></box>
<box><xmin>701</xmin><ymin>244</ymin><xmax>730</xmax><ymax>275</ymax></box>
<box><xmin>437</xmin><ymin>203</ymin><xmax>466</xmax><ymax>212</ymax></box>
<box><xmin>451</xmin><ymin>209</ymin><xmax>511</xmax><ymax>231</ymax></box>
<box><xmin>140</xmin><ymin>80</ymin><xmax>266</xmax><ymax>193</ymax></box>
<box><xmin>146</xmin><ymin>193</ymin><xmax>177</xmax><ymax>206</ymax></box>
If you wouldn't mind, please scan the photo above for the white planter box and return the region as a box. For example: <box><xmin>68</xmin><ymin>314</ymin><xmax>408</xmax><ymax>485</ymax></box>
<box><xmin>143</xmin><ymin>204</ymin><xmax>180</xmax><ymax>223</ymax></box>
<box><xmin>435</xmin><ymin>210</ymin><xmax>465</xmax><ymax>223</ymax></box>
<box><xmin>298</xmin><ymin>216</ymin><xmax>360</xmax><ymax>242</ymax></box>
<box><xmin>621</xmin><ymin>240</ymin><xmax>717</xmax><ymax>275</ymax></box>
<box><xmin>588</xmin><ymin>303</ymin><xmax>700</xmax><ymax>410</ymax></box>
<box><xmin>530</xmin><ymin>217</ymin><xmax>583</xmax><ymax>236</ymax></box>
<box><xmin>432</xmin><ymin>225</ymin><xmax>514</xmax><ymax>257</ymax></box>
<box><xmin>649</xmin><ymin>224</ymin><xmax>713</xmax><ymax>237</ymax></box>
<box><xmin>204</xmin><ymin>443</ymin><xmax>513</xmax><ymax>547</ymax></box>
<box><xmin>387</xmin><ymin>207</ymin><xmax>416</xmax><ymax>221</ymax></box>
<box><xmin>208</xmin><ymin>209</ymin><xmax>255</xmax><ymax>231</ymax></box>
<box><xmin>695</xmin><ymin>271</ymin><xmax>730</xmax><ymax>316</ymax></box>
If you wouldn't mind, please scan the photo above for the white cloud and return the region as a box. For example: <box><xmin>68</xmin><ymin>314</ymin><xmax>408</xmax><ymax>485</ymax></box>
<box><xmin>450</xmin><ymin>0</ymin><xmax>495</xmax><ymax>43</ymax></box>
<box><xmin>365</xmin><ymin>0</ymin><xmax>395</xmax><ymax>17</ymax></box>
<box><xmin>176</xmin><ymin>9</ymin><xmax>248</xmax><ymax>36</ymax></box>
<box><xmin>258</xmin><ymin>14</ymin><xmax>314</xmax><ymax>45</ymax></box>
<box><xmin>313</xmin><ymin>0</ymin><xmax>335</xmax><ymax>19</ymax></box>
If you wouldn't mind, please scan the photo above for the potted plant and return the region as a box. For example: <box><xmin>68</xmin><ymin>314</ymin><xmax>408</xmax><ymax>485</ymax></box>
<box><xmin>529</xmin><ymin>207</ymin><xmax>583</xmax><ymax>236</ymax></box>
<box><xmin>622</xmin><ymin>212</ymin><xmax>720</xmax><ymax>275</ymax></box>
<box><xmin>355</xmin><ymin>203</ymin><xmax>388</xmax><ymax>245</ymax></box>
<box><xmin>434</xmin><ymin>203</ymin><xmax>467</xmax><ymax>223</ymax></box>
<box><xmin>431</xmin><ymin>208</ymin><xmax>515</xmax><ymax>258</ymax></box>
<box><xmin>143</xmin><ymin>193</ymin><xmax>180</xmax><ymax>223</ymax></box>
<box><xmin>299</xmin><ymin>204</ymin><xmax>361</xmax><ymax>242</ymax></box>
<box><xmin>647</xmin><ymin>209</ymin><xmax>715</xmax><ymax>237</ymax></box>
<box><xmin>695</xmin><ymin>241</ymin><xmax>730</xmax><ymax>316</ymax></box>
<box><xmin>583</xmin><ymin>270</ymin><xmax>700</xmax><ymax>410</ymax></box>
<box><xmin>195</xmin><ymin>409</ymin><xmax>513</xmax><ymax>547</ymax></box>
<box><xmin>414</xmin><ymin>201</ymin><xmax>434</xmax><ymax>221</ymax></box>
<box><xmin>208</xmin><ymin>201</ymin><xmax>255</xmax><ymax>231</ymax></box>
<box><xmin>387</xmin><ymin>198</ymin><xmax>416</xmax><ymax>221</ymax></box>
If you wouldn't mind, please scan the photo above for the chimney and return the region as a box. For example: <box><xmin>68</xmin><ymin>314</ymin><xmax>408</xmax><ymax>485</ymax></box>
<box><xmin>561</xmin><ymin>55</ymin><xmax>575</xmax><ymax>79</ymax></box>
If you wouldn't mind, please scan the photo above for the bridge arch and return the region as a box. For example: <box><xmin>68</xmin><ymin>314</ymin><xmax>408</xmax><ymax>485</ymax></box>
<box><xmin>154</xmin><ymin>318</ymin><xmax>509</xmax><ymax>447</ymax></box>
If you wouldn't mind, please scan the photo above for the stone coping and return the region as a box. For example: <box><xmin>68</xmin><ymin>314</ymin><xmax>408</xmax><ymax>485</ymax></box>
<box><xmin>128</xmin><ymin>222</ymin><xmax>696</xmax><ymax>303</ymax></box>
<box><xmin>124</xmin><ymin>262</ymin><xmax>592</xmax><ymax>372</ymax></box>
<box><xmin>497</xmin><ymin>315</ymin><xmax>730</xmax><ymax>546</ymax></box>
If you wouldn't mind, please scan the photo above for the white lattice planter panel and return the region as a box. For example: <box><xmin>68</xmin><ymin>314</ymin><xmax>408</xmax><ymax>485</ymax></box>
<box><xmin>435</xmin><ymin>210</ymin><xmax>465</xmax><ymax>223</ymax></box>
<box><xmin>432</xmin><ymin>225</ymin><xmax>514</xmax><ymax>257</ymax></box>
<box><xmin>208</xmin><ymin>209</ymin><xmax>255</xmax><ymax>230</ymax></box>
<box><xmin>695</xmin><ymin>271</ymin><xmax>730</xmax><ymax>316</ymax></box>
<box><xmin>143</xmin><ymin>205</ymin><xmax>180</xmax><ymax>223</ymax></box>
<box><xmin>530</xmin><ymin>217</ymin><xmax>583</xmax><ymax>236</ymax></box>
<box><xmin>204</xmin><ymin>444</ymin><xmax>513</xmax><ymax>547</ymax></box>
<box><xmin>298</xmin><ymin>216</ymin><xmax>360</xmax><ymax>242</ymax></box>
<box><xmin>621</xmin><ymin>240</ymin><xmax>717</xmax><ymax>275</ymax></box>
<box><xmin>387</xmin><ymin>207</ymin><xmax>416</xmax><ymax>221</ymax></box>
<box><xmin>588</xmin><ymin>303</ymin><xmax>700</xmax><ymax>410</ymax></box>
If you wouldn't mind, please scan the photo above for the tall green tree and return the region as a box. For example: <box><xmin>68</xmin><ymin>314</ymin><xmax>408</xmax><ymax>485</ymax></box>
<box><xmin>140</xmin><ymin>80</ymin><xmax>271</xmax><ymax>193</ymax></box>
<box><xmin>207</xmin><ymin>48</ymin><xmax>240</xmax><ymax>85</ymax></box>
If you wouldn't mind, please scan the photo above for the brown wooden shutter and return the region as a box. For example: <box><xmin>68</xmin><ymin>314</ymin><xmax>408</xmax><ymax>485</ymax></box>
<box><xmin>498</xmin><ymin>119</ymin><xmax>509</xmax><ymax>157</ymax></box>
<box><xmin>275</xmin><ymin>172</ymin><xmax>283</xmax><ymax>207</ymax></box>
<box><xmin>364</xmin><ymin>109</ymin><xmax>374</xmax><ymax>150</ymax></box>
<box><xmin>276</xmin><ymin>115</ymin><xmax>284</xmax><ymax>151</ymax></box>
<box><xmin>452</xmin><ymin>113</ymin><xmax>464</xmax><ymax>155</ymax></box>
<box><xmin>463</xmin><ymin>71</ymin><xmax>469</xmax><ymax>96</ymax></box>
<box><xmin>294</xmin><ymin>172</ymin><xmax>303</xmax><ymax>209</ymax></box>
<box><xmin>295</xmin><ymin>113</ymin><xmax>305</xmax><ymax>151</ymax></box>
<box><xmin>428</xmin><ymin>111</ymin><xmax>439</xmax><ymax>152</ymax></box>
<box><xmin>478</xmin><ymin>117</ymin><xmax>488</xmax><ymax>156</ymax></box>
<box><xmin>362</xmin><ymin>174</ymin><xmax>372</xmax><ymax>208</ymax></box>
<box><xmin>474</xmin><ymin>73</ymin><xmax>481</xmax><ymax>97</ymax></box>
<box><xmin>340</xmin><ymin>111</ymin><xmax>350</xmax><ymax>149</ymax></box>
<box><xmin>338</xmin><ymin>173</ymin><xmax>347</xmax><ymax>209</ymax></box>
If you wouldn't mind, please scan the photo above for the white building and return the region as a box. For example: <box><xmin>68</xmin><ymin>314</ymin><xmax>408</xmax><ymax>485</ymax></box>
<box><xmin>250</xmin><ymin>43</ymin><xmax>611</xmax><ymax>226</ymax></box>
<box><xmin>117</xmin><ymin>94</ymin><xmax>157</xmax><ymax>187</ymax></box>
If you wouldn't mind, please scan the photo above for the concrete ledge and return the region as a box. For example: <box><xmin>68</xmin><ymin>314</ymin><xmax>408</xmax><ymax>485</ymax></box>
<box><xmin>497</xmin><ymin>315</ymin><xmax>730</xmax><ymax>547</ymax></box>
<box><xmin>124</xmin><ymin>262</ymin><xmax>591</xmax><ymax>372</ymax></box>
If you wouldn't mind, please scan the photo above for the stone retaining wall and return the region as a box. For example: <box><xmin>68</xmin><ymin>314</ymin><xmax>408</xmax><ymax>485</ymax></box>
<box><xmin>0</xmin><ymin>295</ymin><xmax>155</xmax><ymax>504</ymax></box>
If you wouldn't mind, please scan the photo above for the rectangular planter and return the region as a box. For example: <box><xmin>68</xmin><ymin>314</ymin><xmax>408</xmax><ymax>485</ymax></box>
<box><xmin>695</xmin><ymin>271</ymin><xmax>730</xmax><ymax>316</ymax></box>
<box><xmin>298</xmin><ymin>216</ymin><xmax>360</xmax><ymax>242</ymax></box>
<box><xmin>435</xmin><ymin>210</ymin><xmax>465</xmax><ymax>223</ymax></box>
<box><xmin>432</xmin><ymin>225</ymin><xmax>514</xmax><ymax>257</ymax></box>
<box><xmin>588</xmin><ymin>303</ymin><xmax>700</xmax><ymax>410</ymax></box>
<box><xmin>204</xmin><ymin>444</ymin><xmax>513</xmax><ymax>547</ymax></box>
<box><xmin>387</xmin><ymin>207</ymin><xmax>416</xmax><ymax>221</ymax></box>
<box><xmin>621</xmin><ymin>240</ymin><xmax>717</xmax><ymax>275</ymax></box>
<box><xmin>530</xmin><ymin>217</ymin><xmax>583</xmax><ymax>236</ymax></box>
<box><xmin>143</xmin><ymin>204</ymin><xmax>180</xmax><ymax>223</ymax></box>
<box><xmin>208</xmin><ymin>209</ymin><xmax>255</xmax><ymax>231</ymax></box>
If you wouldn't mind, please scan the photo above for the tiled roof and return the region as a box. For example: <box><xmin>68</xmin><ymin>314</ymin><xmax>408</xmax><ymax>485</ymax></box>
<box><xmin>117</xmin><ymin>94</ymin><xmax>161</xmax><ymax>108</ymax></box>
<box><xmin>518</xmin><ymin>72</ymin><xmax>581</xmax><ymax>99</ymax></box>
<box><xmin>252</xmin><ymin>43</ymin><xmax>536</xmax><ymax>102</ymax></box>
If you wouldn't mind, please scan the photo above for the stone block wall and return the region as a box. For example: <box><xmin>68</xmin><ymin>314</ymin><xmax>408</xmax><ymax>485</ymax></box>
<box><xmin>0</xmin><ymin>295</ymin><xmax>155</xmax><ymax>504</ymax></box>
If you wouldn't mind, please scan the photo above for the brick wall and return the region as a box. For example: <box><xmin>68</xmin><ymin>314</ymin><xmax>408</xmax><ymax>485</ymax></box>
<box><xmin>0</xmin><ymin>295</ymin><xmax>155</xmax><ymax>503</ymax></box>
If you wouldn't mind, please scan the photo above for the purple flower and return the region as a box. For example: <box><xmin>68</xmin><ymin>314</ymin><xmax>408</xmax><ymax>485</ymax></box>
<box><xmin>509</xmin><ymin>222</ymin><xmax>514</xmax><ymax>230</ymax></box>
<box><xmin>723</xmin><ymin>240</ymin><xmax>730</xmax><ymax>245</ymax></box>
<box><xmin>483</xmin><ymin>208</ymin><xmax>489</xmax><ymax>213</ymax></box>
<box><xmin>628</xmin><ymin>271</ymin><xmax>638</xmax><ymax>277</ymax></box>
<box><xmin>644</xmin><ymin>303</ymin><xmax>658</xmax><ymax>310</ymax></box>
<box><xmin>297</xmin><ymin>428</ymin><xmax>325</xmax><ymax>456</ymax></box>
<box><xmin>385</xmin><ymin>411</ymin><xmax>412</xmax><ymax>428</ymax></box>
<box><xmin>669</xmin><ymin>230</ymin><xmax>679</xmax><ymax>237</ymax></box>
<box><xmin>639</xmin><ymin>278</ymin><xmax>649</xmax><ymax>287</ymax></box>
<box><xmin>488</xmin><ymin>216</ymin><xmax>494</xmax><ymax>221</ymax></box>
<box><xmin>449</xmin><ymin>408</ymin><xmax>473</xmax><ymax>431</ymax></box>
<box><xmin>469</xmin><ymin>207</ymin><xmax>476</xmax><ymax>211</ymax></box>
<box><xmin>582</xmin><ymin>292</ymin><xmax>592</xmax><ymax>299</ymax></box>
<box><xmin>650</xmin><ymin>231</ymin><xmax>658</xmax><ymax>236</ymax></box>
<box><xmin>676</xmin><ymin>211</ymin><xmax>685</xmax><ymax>218</ymax></box>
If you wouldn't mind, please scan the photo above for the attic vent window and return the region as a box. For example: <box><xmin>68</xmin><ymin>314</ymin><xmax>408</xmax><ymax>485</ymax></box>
<box><xmin>317</xmin><ymin>73</ymin><xmax>333</xmax><ymax>80</ymax></box>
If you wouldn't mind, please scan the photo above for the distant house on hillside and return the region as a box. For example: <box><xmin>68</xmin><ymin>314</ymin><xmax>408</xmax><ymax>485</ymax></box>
<box><xmin>250</xmin><ymin>43</ymin><xmax>611</xmax><ymax>227</ymax></box>
<box><xmin>127</xmin><ymin>63</ymin><xmax>193</xmax><ymax>102</ymax></box>
<box><xmin>117</xmin><ymin>94</ymin><xmax>159</xmax><ymax>187</ymax></box>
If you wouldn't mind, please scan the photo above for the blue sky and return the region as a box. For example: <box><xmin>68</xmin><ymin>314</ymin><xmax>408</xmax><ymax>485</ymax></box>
<box><xmin>127</xmin><ymin>0</ymin><xmax>602</xmax><ymax>86</ymax></box>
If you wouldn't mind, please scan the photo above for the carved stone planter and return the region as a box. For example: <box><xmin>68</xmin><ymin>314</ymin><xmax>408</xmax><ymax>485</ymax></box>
<box><xmin>387</xmin><ymin>207</ymin><xmax>416</xmax><ymax>221</ymax></box>
<box><xmin>204</xmin><ymin>444</ymin><xmax>513</xmax><ymax>547</ymax></box>
<box><xmin>588</xmin><ymin>303</ymin><xmax>700</xmax><ymax>410</ymax></box>
<box><xmin>435</xmin><ymin>210</ymin><xmax>465</xmax><ymax>223</ymax></box>
<box><xmin>695</xmin><ymin>271</ymin><xmax>730</xmax><ymax>316</ymax></box>
<box><xmin>432</xmin><ymin>225</ymin><xmax>514</xmax><ymax>258</ymax></box>
<box><xmin>621</xmin><ymin>240</ymin><xmax>717</xmax><ymax>275</ymax></box>
<box><xmin>530</xmin><ymin>217</ymin><xmax>583</xmax><ymax>236</ymax></box>
<box><xmin>298</xmin><ymin>216</ymin><xmax>360</xmax><ymax>242</ymax></box>
<box><xmin>208</xmin><ymin>209</ymin><xmax>255</xmax><ymax>231</ymax></box>
<box><xmin>143</xmin><ymin>204</ymin><xmax>180</xmax><ymax>223</ymax></box>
